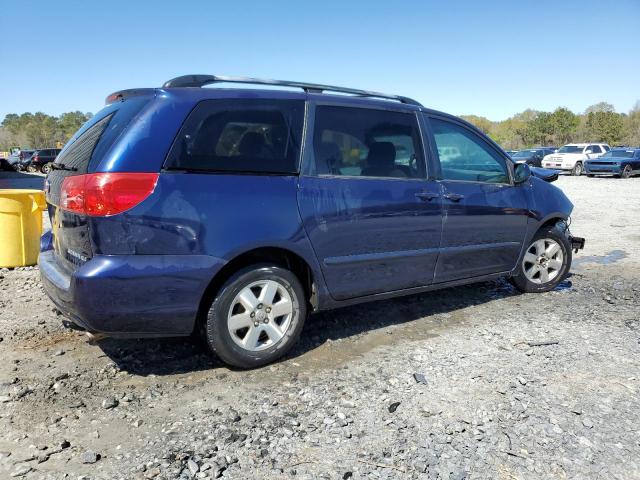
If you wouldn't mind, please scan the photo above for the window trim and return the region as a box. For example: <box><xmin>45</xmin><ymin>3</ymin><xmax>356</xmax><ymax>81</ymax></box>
<box><xmin>301</xmin><ymin>101</ymin><xmax>429</xmax><ymax>181</ymax></box>
<box><xmin>423</xmin><ymin>114</ymin><xmax>514</xmax><ymax>186</ymax></box>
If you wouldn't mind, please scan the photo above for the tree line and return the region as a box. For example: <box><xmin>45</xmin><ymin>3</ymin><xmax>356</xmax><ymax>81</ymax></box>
<box><xmin>0</xmin><ymin>111</ymin><xmax>93</xmax><ymax>150</ymax></box>
<box><xmin>1</xmin><ymin>100</ymin><xmax>639</xmax><ymax>152</ymax></box>
<box><xmin>462</xmin><ymin>101</ymin><xmax>640</xmax><ymax>150</ymax></box>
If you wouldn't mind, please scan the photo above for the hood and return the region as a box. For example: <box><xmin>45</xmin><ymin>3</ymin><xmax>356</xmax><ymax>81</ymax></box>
<box><xmin>549</xmin><ymin>152</ymin><xmax>583</xmax><ymax>157</ymax></box>
<box><xmin>530</xmin><ymin>166</ymin><xmax>559</xmax><ymax>183</ymax></box>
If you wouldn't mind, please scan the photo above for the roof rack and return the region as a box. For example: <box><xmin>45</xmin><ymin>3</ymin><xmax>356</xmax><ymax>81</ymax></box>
<box><xmin>162</xmin><ymin>74</ymin><xmax>423</xmax><ymax>107</ymax></box>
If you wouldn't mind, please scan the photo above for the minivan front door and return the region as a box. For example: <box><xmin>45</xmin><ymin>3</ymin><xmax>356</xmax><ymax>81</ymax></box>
<box><xmin>426</xmin><ymin>116</ymin><xmax>529</xmax><ymax>283</ymax></box>
<box><xmin>298</xmin><ymin>104</ymin><xmax>442</xmax><ymax>300</ymax></box>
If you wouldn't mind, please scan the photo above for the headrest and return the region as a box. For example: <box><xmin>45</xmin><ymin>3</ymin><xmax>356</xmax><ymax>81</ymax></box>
<box><xmin>366</xmin><ymin>142</ymin><xmax>396</xmax><ymax>167</ymax></box>
<box><xmin>238</xmin><ymin>132</ymin><xmax>266</xmax><ymax>156</ymax></box>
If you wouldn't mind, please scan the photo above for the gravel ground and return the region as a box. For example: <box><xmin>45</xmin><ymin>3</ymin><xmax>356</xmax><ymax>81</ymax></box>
<box><xmin>1</xmin><ymin>175</ymin><xmax>639</xmax><ymax>480</ymax></box>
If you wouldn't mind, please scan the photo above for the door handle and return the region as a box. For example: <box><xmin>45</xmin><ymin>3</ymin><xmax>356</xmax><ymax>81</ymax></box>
<box><xmin>443</xmin><ymin>193</ymin><xmax>464</xmax><ymax>202</ymax></box>
<box><xmin>415</xmin><ymin>192</ymin><xmax>440</xmax><ymax>201</ymax></box>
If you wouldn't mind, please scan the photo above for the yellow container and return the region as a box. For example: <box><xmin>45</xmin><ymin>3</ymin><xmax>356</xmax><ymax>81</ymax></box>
<box><xmin>0</xmin><ymin>189</ymin><xmax>47</xmax><ymax>268</ymax></box>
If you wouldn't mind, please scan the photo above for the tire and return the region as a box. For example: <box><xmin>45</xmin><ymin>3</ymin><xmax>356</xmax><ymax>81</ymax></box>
<box><xmin>621</xmin><ymin>165</ymin><xmax>632</xmax><ymax>179</ymax></box>
<box><xmin>571</xmin><ymin>162</ymin><xmax>583</xmax><ymax>176</ymax></box>
<box><xmin>204</xmin><ymin>264</ymin><xmax>307</xmax><ymax>369</ymax></box>
<box><xmin>41</xmin><ymin>163</ymin><xmax>52</xmax><ymax>174</ymax></box>
<box><xmin>510</xmin><ymin>224</ymin><xmax>572</xmax><ymax>293</ymax></box>
<box><xmin>26</xmin><ymin>165</ymin><xmax>37</xmax><ymax>173</ymax></box>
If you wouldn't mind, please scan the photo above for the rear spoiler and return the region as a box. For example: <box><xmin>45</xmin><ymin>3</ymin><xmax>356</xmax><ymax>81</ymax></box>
<box><xmin>105</xmin><ymin>88</ymin><xmax>156</xmax><ymax>105</ymax></box>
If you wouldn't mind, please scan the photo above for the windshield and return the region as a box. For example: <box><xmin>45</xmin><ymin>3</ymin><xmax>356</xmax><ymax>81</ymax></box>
<box><xmin>512</xmin><ymin>150</ymin><xmax>537</xmax><ymax>157</ymax></box>
<box><xmin>558</xmin><ymin>145</ymin><xmax>584</xmax><ymax>154</ymax></box>
<box><xmin>601</xmin><ymin>150</ymin><xmax>635</xmax><ymax>159</ymax></box>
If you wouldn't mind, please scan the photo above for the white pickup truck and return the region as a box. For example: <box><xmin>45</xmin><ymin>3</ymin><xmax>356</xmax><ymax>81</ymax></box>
<box><xmin>542</xmin><ymin>143</ymin><xmax>610</xmax><ymax>176</ymax></box>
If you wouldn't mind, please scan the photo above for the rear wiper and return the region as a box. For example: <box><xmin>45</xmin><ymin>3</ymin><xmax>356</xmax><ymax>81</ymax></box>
<box><xmin>50</xmin><ymin>163</ymin><xmax>78</xmax><ymax>172</ymax></box>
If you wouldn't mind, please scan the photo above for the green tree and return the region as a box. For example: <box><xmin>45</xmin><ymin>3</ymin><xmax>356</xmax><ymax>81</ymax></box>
<box><xmin>549</xmin><ymin>107</ymin><xmax>579</xmax><ymax>145</ymax></box>
<box><xmin>58</xmin><ymin>111</ymin><xmax>92</xmax><ymax>139</ymax></box>
<box><xmin>460</xmin><ymin>115</ymin><xmax>493</xmax><ymax>134</ymax></box>
<box><xmin>23</xmin><ymin>112</ymin><xmax>59</xmax><ymax>147</ymax></box>
<box><xmin>585</xmin><ymin>110</ymin><xmax>624</xmax><ymax>145</ymax></box>
<box><xmin>585</xmin><ymin>102</ymin><xmax>615</xmax><ymax>114</ymax></box>
<box><xmin>622</xmin><ymin>101</ymin><xmax>640</xmax><ymax>146</ymax></box>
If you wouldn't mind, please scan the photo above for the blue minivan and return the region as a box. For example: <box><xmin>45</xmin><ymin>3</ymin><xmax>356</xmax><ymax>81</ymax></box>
<box><xmin>39</xmin><ymin>75</ymin><xmax>584</xmax><ymax>368</ymax></box>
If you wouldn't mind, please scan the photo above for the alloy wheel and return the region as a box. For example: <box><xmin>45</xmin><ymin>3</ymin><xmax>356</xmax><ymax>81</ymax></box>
<box><xmin>227</xmin><ymin>279</ymin><xmax>294</xmax><ymax>351</ymax></box>
<box><xmin>573</xmin><ymin>163</ymin><xmax>583</xmax><ymax>176</ymax></box>
<box><xmin>622</xmin><ymin>165</ymin><xmax>632</xmax><ymax>179</ymax></box>
<box><xmin>522</xmin><ymin>238</ymin><xmax>564</xmax><ymax>285</ymax></box>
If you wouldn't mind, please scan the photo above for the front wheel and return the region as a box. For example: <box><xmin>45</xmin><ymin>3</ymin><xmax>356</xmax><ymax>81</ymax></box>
<box><xmin>571</xmin><ymin>162</ymin><xmax>583</xmax><ymax>176</ymax></box>
<box><xmin>620</xmin><ymin>165</ymin><xmax>632</xmax><ymax>179</ymax></box>
<box><xmin>204</xmin><ymin>265</ymin><xmax>307</xmax><ymax>368</ymax></box>
<box><xmin>510</xmin><ymin>225</ymin><xmax>572</xmax><ymax>293</ymax></box>
<box><xmin>41</xmin><ymin>163</ymin><xmax>52</xmax><ymax>174</ymax></box>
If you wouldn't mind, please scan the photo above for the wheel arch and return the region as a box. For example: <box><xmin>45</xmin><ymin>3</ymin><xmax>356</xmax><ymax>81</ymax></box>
<box><xmin>513</xmin><ymin>213</ymin><xmax>570</xmax><ymax>276</ymax></box>
<box><xmin>538</xmin><ymin>214</ymin><xmax>569</xmax><ymax>232</ymax></box>
<box><xmin>195</xmin><ymin>246</ymin><xmax>317</xmax><ymax>332</ymax></box>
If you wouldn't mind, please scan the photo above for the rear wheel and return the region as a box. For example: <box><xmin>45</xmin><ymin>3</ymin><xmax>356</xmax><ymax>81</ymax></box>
<box><xmin>26</xmin><ymin>165</ymin><xmax>37</xmax><ymax>173</ymax></box>
<box><xmin>510</xmin><ymin>225</ymin><xmax>572</xmax><ymax>293</ymax></box>
<box><xmin>204</xmin><ymin>265</ymin><xmax>307</xmax><ymax>368</ymax></box>
<box><xmin>571</xmin><ymin>162</ymin><xmax>583</xmax><ymax>176</ymax></box>
<box><xmin>620</xmin><ymin>165</ymin><xmax>632</xmax><ymax>179</ymax></box>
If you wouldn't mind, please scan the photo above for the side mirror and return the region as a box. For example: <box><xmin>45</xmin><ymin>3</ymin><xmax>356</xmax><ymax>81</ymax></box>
<box><xmin>514</xmin><ymin>162</ymin><xmax>531</xmax><ymax>184</ymax></box>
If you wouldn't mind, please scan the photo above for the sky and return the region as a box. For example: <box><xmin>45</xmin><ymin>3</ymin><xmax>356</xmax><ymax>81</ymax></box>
<box><xmin>1</xmin><ymin>0</ymin><xmax>638</xmax><ymax>121</ymax></box>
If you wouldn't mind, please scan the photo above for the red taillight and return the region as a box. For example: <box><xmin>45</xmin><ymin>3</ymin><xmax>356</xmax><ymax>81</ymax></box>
<box><xmin>33</xmin><ymin>155</ymin><xmax>39</xmax><ymax>162</ymax></box>
<box><xmin>60</xmin><ymin>173</ymin><xmax>159</xmax><ymax>216</ymax></box>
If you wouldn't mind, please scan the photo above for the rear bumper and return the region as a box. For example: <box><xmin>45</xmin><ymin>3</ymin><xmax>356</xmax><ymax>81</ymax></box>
<box><xmin>39</xmin><ymin>249</ymin><xmax>223</xmax><ymax>336</ymax></box>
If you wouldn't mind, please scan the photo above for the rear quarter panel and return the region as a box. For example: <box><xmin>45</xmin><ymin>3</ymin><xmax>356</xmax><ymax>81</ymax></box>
<box><xmin>92</xmin><ymin>174</ymin><xmax>303</xmax><ymax>250</ymax></box>
<box><xmin>89</xmin><ymin>173</ymin><xmax>324</xmax><ymax>292</ymax></box>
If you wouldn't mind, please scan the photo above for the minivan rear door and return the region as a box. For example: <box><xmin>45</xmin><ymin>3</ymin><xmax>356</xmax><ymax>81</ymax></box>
<box><xmin>298</xmin><ymin>103</ymin><xmax>442</xmax><ymax>300</ymax></box>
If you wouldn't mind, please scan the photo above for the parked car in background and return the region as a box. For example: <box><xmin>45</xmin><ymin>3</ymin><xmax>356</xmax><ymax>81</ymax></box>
<box><xmin>0</xmin><ymin>157</ymin><xmax>14</xmax><ymax>171</ymax></box>
<box><xmin>511</xmin><ymin>147</ymin><xmax>556</xmax><ymax>167</ymax></box>
<box><xmin>9</xmin><ymin>149</ymin><xmax>35</xmax><ymax>171</ymax></box>
<box><xmin>584</xmin><ymin>148</ymin><xmax>640</xmax><ymax>178</ymax></box>
<box><xmin>28</xmin><ymin>148</ymin><xmax>61</xmax><ymax>173</ymax></box>
<box><xmin>542</xmin><ymin>143</ymin><xmax>610</xmax><ymax>175</ymax></box>
<box><xmin>39</xmin><ymin>74</ymin><xmax>584</xmax><ymax>368</ymax></box>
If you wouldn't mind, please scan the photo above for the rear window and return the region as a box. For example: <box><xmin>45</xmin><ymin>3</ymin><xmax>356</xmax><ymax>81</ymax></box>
<box><xmin>55</xmin><ymin>96</ymin><xmax>151</xmax><ymax>173</ymax></box>
<box><xmin>165</xmin><ymin>99</ymin><xmax>304</xmax><ymax>174</ymax></box>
